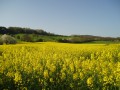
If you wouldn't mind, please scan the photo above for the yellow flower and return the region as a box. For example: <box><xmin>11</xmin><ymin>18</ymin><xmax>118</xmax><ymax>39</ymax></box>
<box><xmin>79</xmin><ymin>72</ymin><xmax>84</xmax><ymax>80</ymax></box>
<box><xmin>87</xmin><ymin>77</ymin><xmax>93</xmax><ymax>87</ymax></box>
<box><xmin>70</xmin><ymin>63</ymin><xmax>74</xmax><ymax>72</ymax></box>
<box><xmin>73</xmin><ymin>73</ymin><xmax>78</xmax><ymax>80</ymax></box>
<box><xmin>61</xmin><ymin>72</ymin><xmax>66</xmax><ymax>80</ymax></box>
<box><xmin>44</xmin><ymin>70</ymin><xmax>49</xmax><ymax>79</ymax></box>
<box><xmin>50</xmin><ymin>65</ymin><xmax>56</xmax><ymax>72</ymax></box>
<box><xmin>49</xmin><ymin>78</ymin><xmax>54</xmax><ymax>83</ymax></box>
<box><xmin>14</xmin><ymin>72</ymin><xmax>22</xmax><ymax>83</ymax></box>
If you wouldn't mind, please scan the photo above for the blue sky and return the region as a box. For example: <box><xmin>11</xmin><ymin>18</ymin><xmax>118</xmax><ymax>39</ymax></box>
<box><xmin>0</xmin><ymin>0</ymin><xmax>120</xmax><ymax>37</ymax></box>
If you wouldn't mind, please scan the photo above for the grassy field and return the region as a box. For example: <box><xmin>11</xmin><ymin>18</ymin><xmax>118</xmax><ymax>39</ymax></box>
<box><xmin>0</xmin><ymin>42</ymin><xmax>120</xmax><ymax>90</ymax></box>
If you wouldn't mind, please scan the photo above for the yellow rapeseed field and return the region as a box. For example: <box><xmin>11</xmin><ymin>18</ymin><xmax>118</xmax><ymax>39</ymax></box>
<box><xmin>0</xmin><ymin>42</ymin><xmax>120</xmax><ymax>90</ymax></box>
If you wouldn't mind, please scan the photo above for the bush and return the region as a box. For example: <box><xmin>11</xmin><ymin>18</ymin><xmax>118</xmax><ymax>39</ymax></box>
<box><xmin>21</xmin><ymin>34</ymin><xmax>33</xmax><ymax>42</ymax></box>
<box><xmin>36</xmin><ymin>38</ymin><xmax>43</xmax><ymax>42</ymax></box>
<box><xmin>58</xmin><ymin>38</ymin><xmax>70</xmax><ymax>43</ymax></box>
<box><xmin>0</xmin><ymin>39</ymin><xmax>3</xmax><ymax>45</ymax></box>
<box><xmin>1</xmin><ymin>34</ymin><xmax>17</xmax><ymax>44</ymax></box>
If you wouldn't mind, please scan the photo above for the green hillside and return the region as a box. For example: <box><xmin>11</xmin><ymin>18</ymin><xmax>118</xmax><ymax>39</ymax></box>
<box><xmin>0</xmin><ymin>26</ymin><xmax>120</xmax><ymax>44</ymax></box>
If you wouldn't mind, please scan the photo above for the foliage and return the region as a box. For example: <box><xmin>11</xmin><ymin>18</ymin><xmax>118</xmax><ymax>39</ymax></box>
<box><xmin>0</xmin><ymin>41</ymin><xmax>2</xmax><ymax>45</ymax></box>
<box><xmin>0</xmin><ymin>26</ymin><xmax>120</xmax><ymax>43</ymax></box>
<box><xmin>69</xmin><ymin>36</ymin><xmax>94</xmax><ymax>43</ymax></box>
<box><xmin>57</xmin><ymin>38</ymin><xmax>70</xmax><ymax>43</ymax></box>
<box><xmin>0</xmin><ymin>42</ymin><xmax>120</xmax><ymax>90</ymax></box>
<box><xmin>0</xmin><ymin>26</ymin><xmax>55</xmax><ymax>36</ymax></box>
<box><xmin>20</xmin><ymin>34</ymin><xmax>32</xmax><ymax>42</ymax></box>
<box><xmin>0</xmin><ymin>34</ymin><xmax>17</xmax><ymax>44</ymax></box>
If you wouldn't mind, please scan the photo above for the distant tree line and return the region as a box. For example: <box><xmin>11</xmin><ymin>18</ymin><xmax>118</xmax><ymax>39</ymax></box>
<box><xmin>0</xmin><ymin>26</ymin><xmax>55</xmax><ymax>35</ymax></box>
<box><xmin>58</xmin><ymin>35</ymin><xmax>120</xmax><ymax>43</ymax></box>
